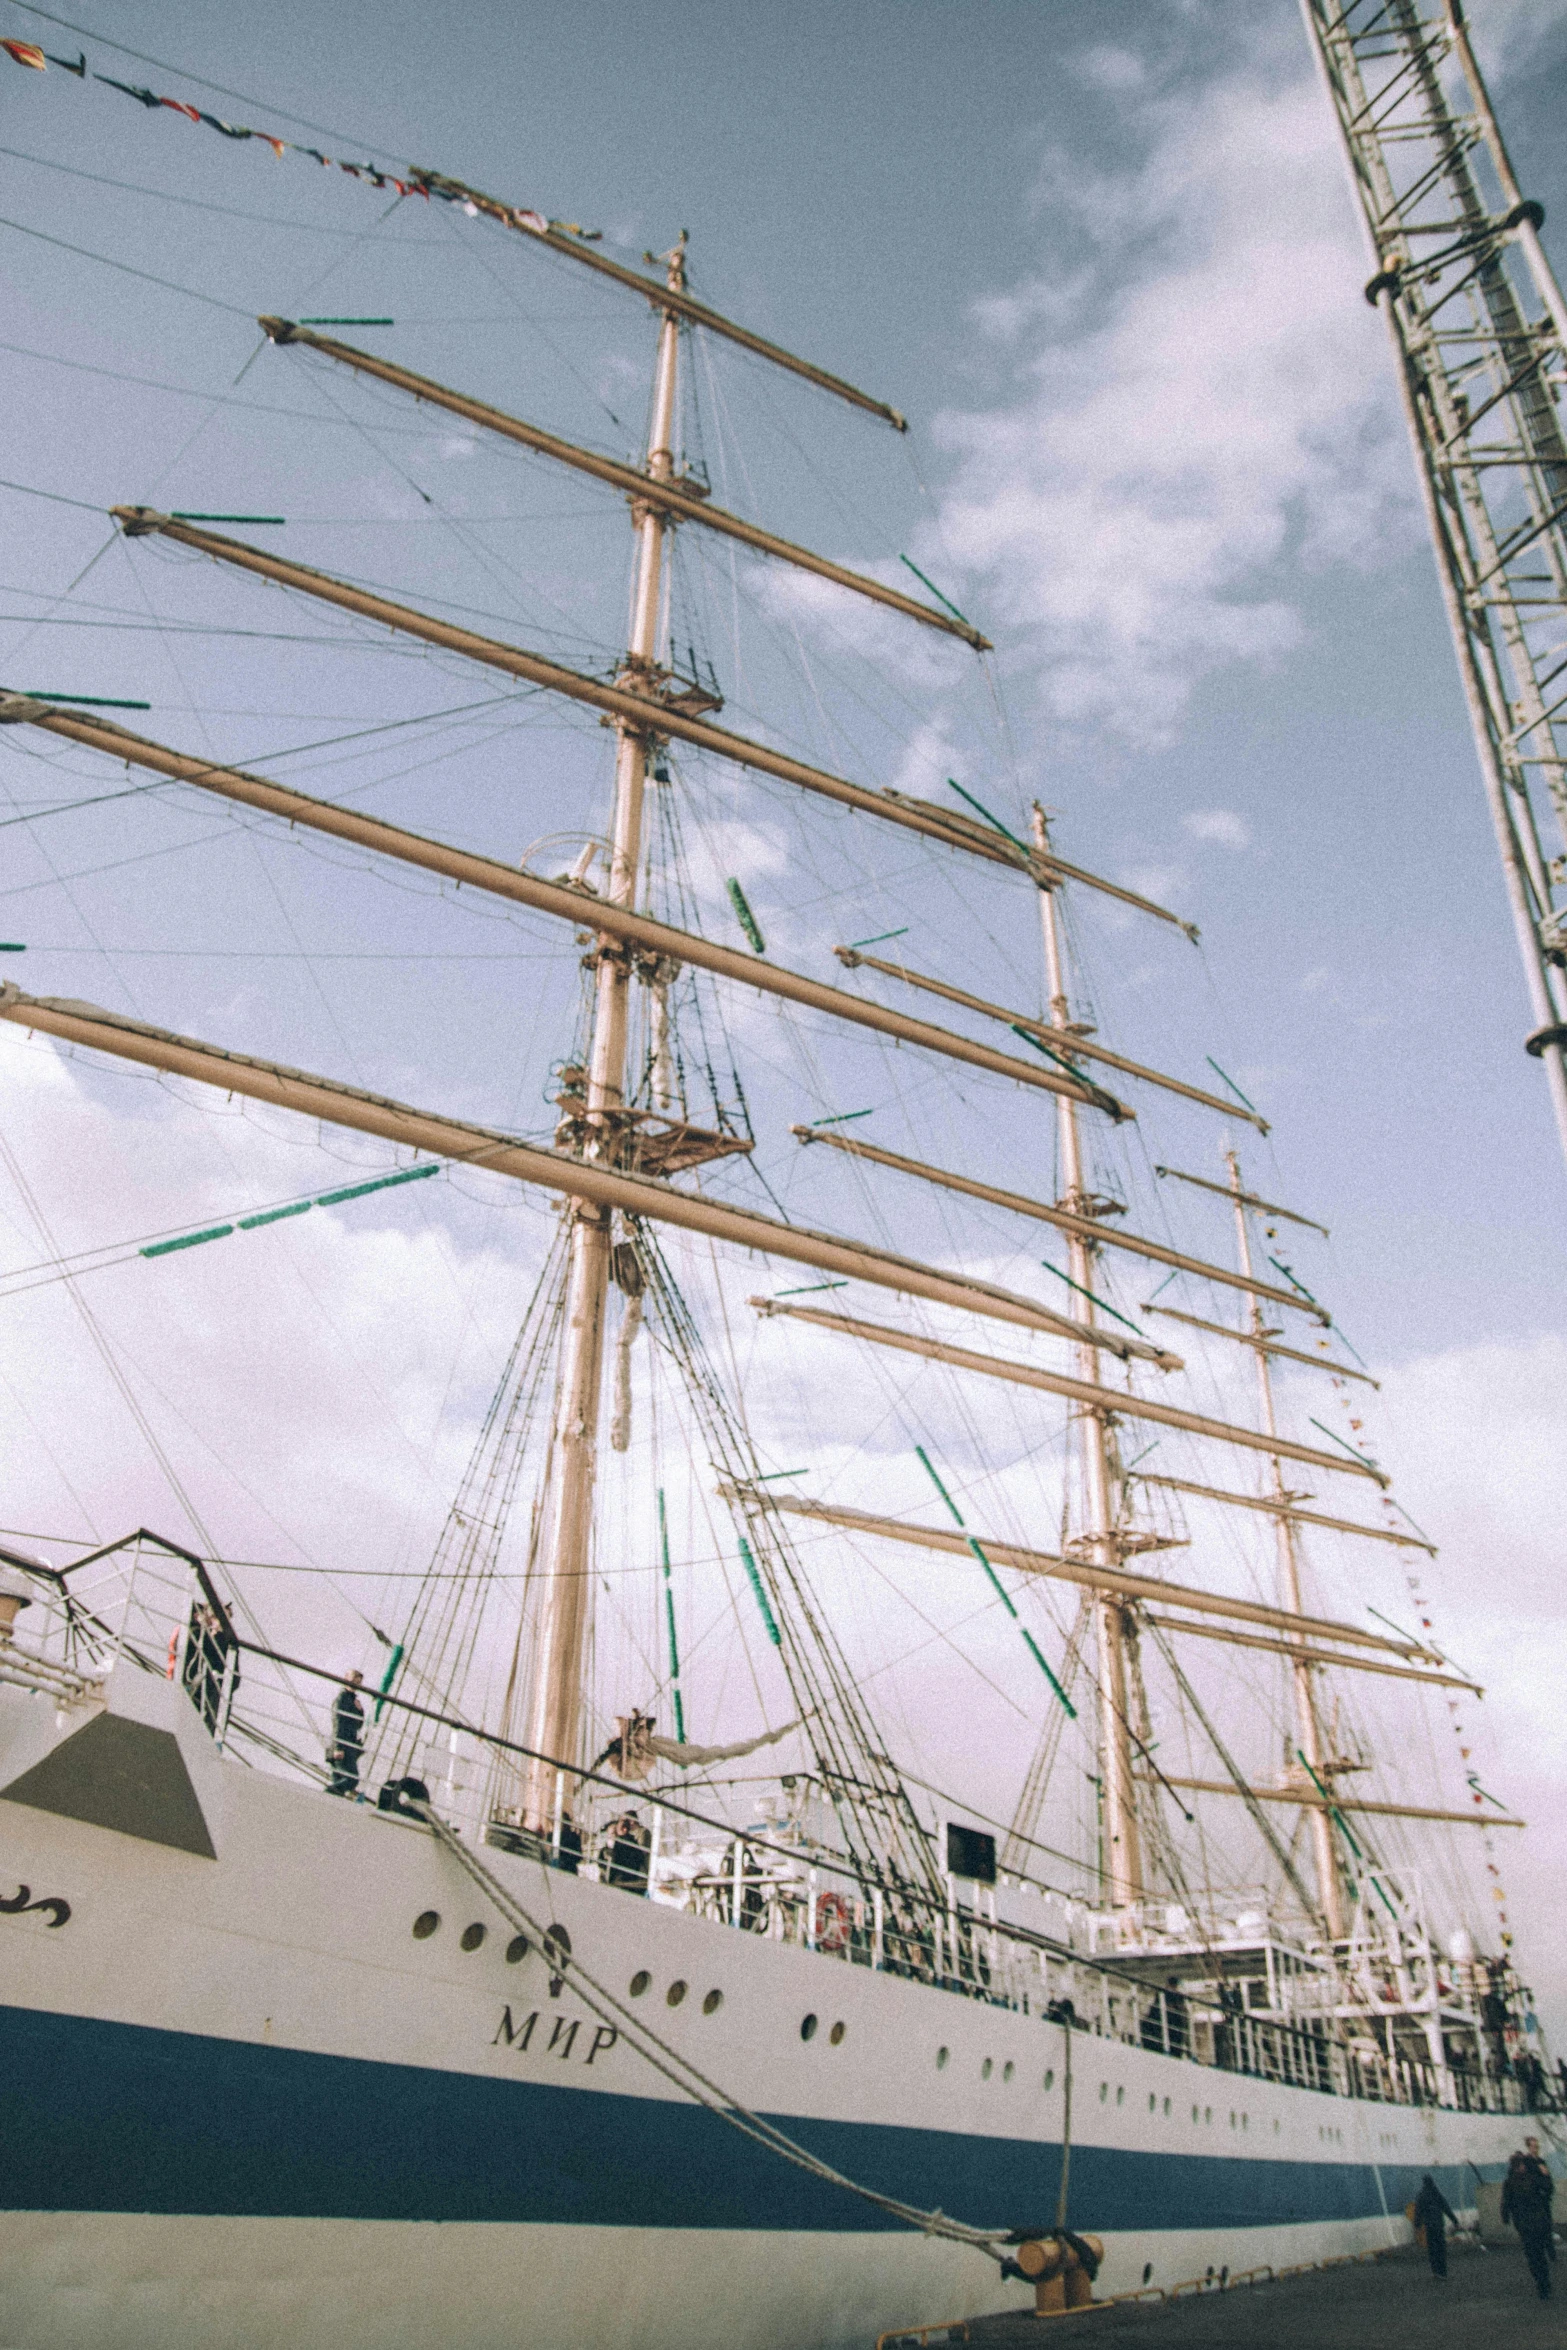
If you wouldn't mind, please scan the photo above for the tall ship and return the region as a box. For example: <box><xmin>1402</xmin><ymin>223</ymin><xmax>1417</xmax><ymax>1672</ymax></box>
<box><xmin>0</xmin><ymin>19</ymin><xmax>1559</xmax><ymax>2343</ymax></box>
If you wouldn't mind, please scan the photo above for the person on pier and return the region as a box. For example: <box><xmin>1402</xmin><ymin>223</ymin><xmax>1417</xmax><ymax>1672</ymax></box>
<box><xmin>1412</xmin><ymin>2175</ymin><xmax>1457</xmax><ymax>2278</ymax></box>
<box><xmin>1502</xmin><ymin>2141</ymin><xmax>1556</xmax><ymax>2299</ymax></box>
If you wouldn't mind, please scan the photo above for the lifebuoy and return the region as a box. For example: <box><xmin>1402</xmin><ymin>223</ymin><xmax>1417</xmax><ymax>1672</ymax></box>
<box><xmin>815</xmin><ymin>1890</ymin><xmax>852</xmax><ymax>1952</ymax></box>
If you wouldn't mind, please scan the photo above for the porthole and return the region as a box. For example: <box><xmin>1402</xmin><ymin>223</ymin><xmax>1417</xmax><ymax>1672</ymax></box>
<box><xmin>412</xmin><ymin>1910</ymin><xmax>440</xmax><ymax>1940</ymax></box>
<box><xmin>937</xmin><ymin>2046</ymin><xmax>950</xmax><ymax>2070</ymax></box>
<box><xmin>1273</xmin><ymin>2120</ymin><xmax>1280</xmax><ymax>2135</ymax></box>
<box><xmin>704</xmin><ymin>1989</ymin><xmax>724</xmax><ymax>2017</ymax></box>
<box><xmin>1204</xmin><ymin>2107</ymin><xmax>1212</xmax><ymax>2125</ymax></box>
<box><xmin>1142</xmin><ymin>2264</ymin><xmax>1153</xmax><ymax>2286</ymax></box>
<box><xmin>801</xmin><ymin>2013</ymin><xmax>819</xmax><ymax>2042</ymax></box>
<box><xmin>982</xmin><ymin>2058</ymin><xmax>993</xmax><ymax>2081</ymax></box>
<box><xmin>630</xmin><ymin>1970</ymin><xmax>651</xmax><ymax>1998</ymax></box>
<box><xmin>1044</xmin><ymin>2068</ymin><xmax>1055</xmax><ymax>2091</ymax></box>
<box><xmin>829</xmin><ymin>2021</ymin><xmax>846</xmax><ymax>2046</ymax></box>
<box><xmin>1098</xmin><ymin>2082</ymin><xmax>1108</xmax><ymax>2103</ymax></box>
<box><xmin>460</xmin><ymin>1922</ymin><xmax>486</xmax><ymax>1953</ymax></box>
<box><xmin>1002</xmin><ymin>2060</ymin><xmax>1013</xmax><ymax>2082</ymax></box>
<box><xmin>1115</xmin><ymin>2085</ymin><xmax>1124</xmax><ymax>2107</ymax></box>
<box><xmin>1229</xmin><ymin>2112</ymin><xmax>1236</xmax><ymax>2130</ymax></box>
<box><xmin>1191</xmin><ymin>2105</ymin><xmax>1200</xmax><ymax>2123</ymax></box>
<box><xmin>505</xmin><ymin>1934</ymin><xmax>529</xmax><ymax>1966</ymax></box>
<box><xmin>1242</xmin><ymin>2115</ymin><xmax>1249</xmax><ymax>2132</ymax></box>
<box><xmin>1148</xmin><ymin>2094</ymin><xmax>1157</xmax><ymax>2113</ymax></box>
<box><xmin>666</xmin><ymin>1980</ymin><xmax>688</xmax><ymax>2008</ymax></box>
<box><xmin>1163</xmin><ymin>2098</ymin><xmax>1171</xmax><ymax>2117</ymax></box>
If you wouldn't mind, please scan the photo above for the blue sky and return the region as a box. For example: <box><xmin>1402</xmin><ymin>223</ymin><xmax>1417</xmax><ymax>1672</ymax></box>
<box><xmin>3</xmin><ymin>0</ymin><xmax>1567</xmax><ymax>2026</ymax></box>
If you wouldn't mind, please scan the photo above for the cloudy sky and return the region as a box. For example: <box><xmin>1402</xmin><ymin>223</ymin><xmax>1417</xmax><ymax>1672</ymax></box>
<box><xmin>4</xmin><ymin>0</ymin><xmax>1567</xmax><ymax>2034</ymax></box>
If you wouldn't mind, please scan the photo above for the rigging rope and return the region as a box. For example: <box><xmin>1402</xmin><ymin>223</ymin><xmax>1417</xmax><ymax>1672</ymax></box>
<box><xmin>417</xmin><ymin>1799</ymin><xmax>1008</xmax><ymax>2257</ymax></box>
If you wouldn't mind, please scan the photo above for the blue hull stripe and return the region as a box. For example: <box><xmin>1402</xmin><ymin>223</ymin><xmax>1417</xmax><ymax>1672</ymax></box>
<box><xmin>0</xmin><ymin>2004</ymin><xmax>1480</xmax><ymax>2232</ymax></box>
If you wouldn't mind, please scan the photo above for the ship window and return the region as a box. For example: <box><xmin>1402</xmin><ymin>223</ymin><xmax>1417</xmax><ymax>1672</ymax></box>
<box><xmin>1002</xmin><ymin>2060</ymin><xmax>1013</xmax><ymax>2082</ymax></box>
<box><xmin>1192</xmin><ymin>2105</ymin><xmax>1200</xmax><ymax>2123</ymax></box>
<box><xmin>1204</xmin><ymin>2107</ymin><xmax>1212</xmax><ymax>2125</ymax></box>
<box><xmin>1242</xmin><ymin>2115</ymin><xmax>1249</xmax><ymax>2131</ymax></box>
<box><xmin>460</xmin><ymin>1923</ymin><xmax>486</xmax><ymax>1953</ymax></box>
<box><xmin>1273</xmin><ymin>2120</ymin><xmax>1280</xmax><ymax>2135</ymax></box>
<box><xmin>630</xmin><ymin>1971</ymin><xmax>651</xmax><ymax>1997</ymax></box>
<box><xmin>1163</xmin><ymin>2098</ymin><xmax>1171</xmax><ymax>2117</ymax></box>
<box><xmin>505</xmin><ymin>1935</ymin><xmax>529</xmax><ymax>1966</ymax></box>
<box><xmin>1142</xmin><ymin>2264</ymin><xmax>1153</xmax><ymax>2285</ymax></box>
<box><xmin>1149</xmin><ymin>2094</ymin><xmax>1157</xmax><ymax>2113</ymax></box>
<box><xmin>1229</xmin><ymin>2111</ymin><xmax>1236</xmax><ymax>2129</ymax></box>
<box><xmin>1116</xmin><ymin>2085</ymin><xmax>1125</xmax><ymax>2106</ymax></box>
<box><xmin>412</xmin><ymin>1911</ymin><xmax>440</xmax><ymax>1940</ymax></box>
<box><xmin>937</xmin><ymin>2047</ymin><xmax>950</xmax><ymax>2070</ymax></box>
<box><xmin>801</xmin><ymin>2013</ymin><xmax>819</xmax><ymax>2042</ymax></box>
<box><xmin>1044</xmin><ymin>2068</ymin><xmax>1055</xmax><ymax>2091</ymax></box>
<box><xmin>704</xmin><ymin>1989</ymin><xmax>724</xmax><ymax>2017</ymax></box>
<box><xmin>830</xmin><ymin>2021</ymin><xmax>846</xmax><ymax>2046</ymax></box>
<box><xmin>982</xmin><ymin>2058</ymin><xmax>993</xmax><ymax>2081</ymax></box>
<box><xmin>667</xmin><ymin>1980</ymin><xmax>688</xmax><ymax>2008</ymax></box>
<box><xmin>1098</xmin><ymin>2082</ymin><xmax>1108</xmax><ymax>2103</ymax></box>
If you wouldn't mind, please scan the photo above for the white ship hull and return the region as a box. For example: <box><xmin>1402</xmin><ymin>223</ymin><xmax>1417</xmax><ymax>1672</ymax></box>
<box><xmin>0</xmin><ymin>1675</ymin><xmax>1523</xmax><ymax>2350</ymax></box>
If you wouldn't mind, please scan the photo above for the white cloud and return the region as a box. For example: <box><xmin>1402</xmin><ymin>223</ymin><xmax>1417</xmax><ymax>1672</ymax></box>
<box><xmin>1073</xmin><ymin>44</ymin><xmax>1147</xmax><ymax>95</ymax></box>
<box><xmin>0</xmin><ymin>1026</ymin><xmax>537</xmax><ymax>1653</ymax></box>
<box><xmin>1183</xmin><ymin>807</ymin><xmax>1251</xmax><ymax>849</ymax></box>
<box><xmin>931</xmin><ymin>54</ymin><xmax>1413</xmax><ymax>742</ymax></box>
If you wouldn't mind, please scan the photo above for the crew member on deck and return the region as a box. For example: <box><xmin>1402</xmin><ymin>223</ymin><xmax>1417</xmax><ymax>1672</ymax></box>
<box><xmin>327</xmin><ymin>1669</ymin><xmax>365</xmax><ymax>1798</ymax></box>
<box><xmin>181</xmin><ymin>1601</ymin><xmax>231</xmax><ymax>1733</ymax></box>
<box><xmin>1412</xmin><ymin>2174</ymin><xmax>1457</xmax><ymax>2278</ymax></box>
<box><xmin>601</xmin><ymin>1809</ymin><xmax>651</xmax><ymax>1893</ymax></box>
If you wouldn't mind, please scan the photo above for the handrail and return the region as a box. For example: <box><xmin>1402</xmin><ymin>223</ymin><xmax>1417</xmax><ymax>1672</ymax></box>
<box><xmin>56</xmin><ymin>1524</ymin><xmax>238</xmax><ymax>1649</ymax></box>
<box><xmin>13</xmin><ymin>1525</ymin><xmax>1547</xmax><ymax>2126</ymax></box>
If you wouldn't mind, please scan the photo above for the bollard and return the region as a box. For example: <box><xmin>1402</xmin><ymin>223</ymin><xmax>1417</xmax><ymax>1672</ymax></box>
<box><xmin>1012</xmin><ymin>2234</ymin><xmax>1104</xmax><ymax>2315</ymax></box>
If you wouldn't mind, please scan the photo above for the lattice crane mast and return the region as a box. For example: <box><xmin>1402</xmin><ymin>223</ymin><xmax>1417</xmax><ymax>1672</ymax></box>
<box><xmin>1302</xmin><ymin>0</ymin><xmax>1567</xmax><ymax>1169</ymax></box>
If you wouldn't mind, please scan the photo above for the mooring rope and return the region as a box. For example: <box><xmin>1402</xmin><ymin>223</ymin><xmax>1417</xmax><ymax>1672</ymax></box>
<box><xmin>419</xmin><ymin>1803</ymin><xmax>1009</xmax><ymax>2258</ymax></box>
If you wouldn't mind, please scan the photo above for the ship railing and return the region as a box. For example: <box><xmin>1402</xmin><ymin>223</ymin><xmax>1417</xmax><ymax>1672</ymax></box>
<box><xmin>478</xmin><ymin>1784</ymin><xmax>1507</xmax><ymax>2117</ymax></box>
<box><xmin>0</xmin><ymin>1528</ymin><xmax>242</xmax><ymax>1744</ymax></box>
<box><xmin>88</xmin><ymin>1590</ymin><xmax>1537</xmax><ymax>2122</ymax></box>
<box><xmin>446</xmin><ymin>1783</ymin><xmax>1558</xmax><ymax>2120</ymax></box>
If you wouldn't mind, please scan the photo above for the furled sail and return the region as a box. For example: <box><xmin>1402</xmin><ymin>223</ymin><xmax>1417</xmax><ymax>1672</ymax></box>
<box><xmin>596</xmin><ymin>1710</ymin><xmax>801</xmax><ymax>1781</ymax></box>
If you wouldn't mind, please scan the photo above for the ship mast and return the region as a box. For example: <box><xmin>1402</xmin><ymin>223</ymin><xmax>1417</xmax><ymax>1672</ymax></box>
<box><xmin>517</xmin><ymin>237</ymin><xmax>686</xmax><ymax>1833</ymax></box>
<box><xmin>1032</xmin><ymin>807</ymin><xmax>1143</xmax><ymax>1916</ymax></box>
<box><xmin>1223</xmin><ymin>1149</ymin><xmax>1346</xmax><ymax>1941</ymax></box>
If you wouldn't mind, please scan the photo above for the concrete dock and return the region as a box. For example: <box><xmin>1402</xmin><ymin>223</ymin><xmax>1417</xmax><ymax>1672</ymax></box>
<box><xmin>881</xmin><ymin>2240</ymin><xmax>1560</xmax><ymax>2349</ymax></box>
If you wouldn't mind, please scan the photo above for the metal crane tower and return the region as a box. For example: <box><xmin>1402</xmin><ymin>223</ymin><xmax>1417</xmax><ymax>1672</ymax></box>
<box><xmin>1302</xmin><ymin>0</ymin><xmax>1567</xmax><ymax>1169</ymax></box>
